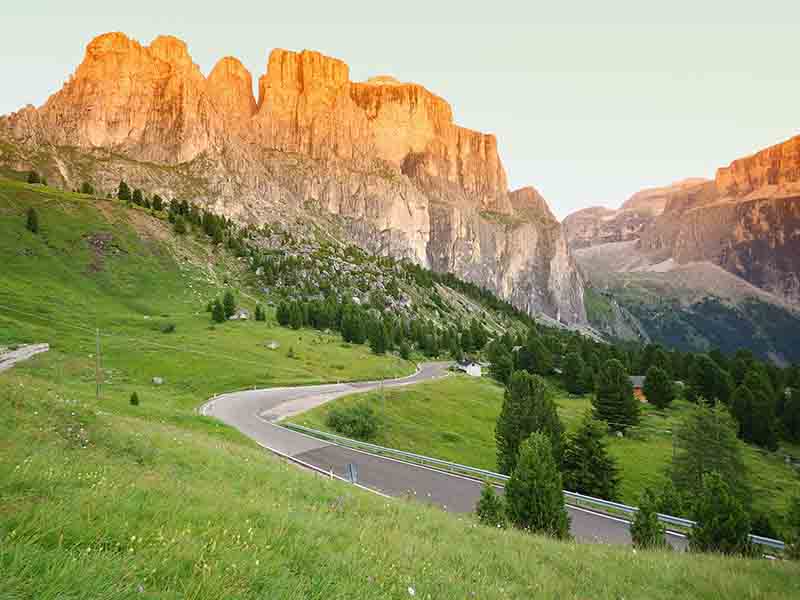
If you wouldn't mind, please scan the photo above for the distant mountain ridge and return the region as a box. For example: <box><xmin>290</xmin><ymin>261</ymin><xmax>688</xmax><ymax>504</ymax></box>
<box><xmin>0</xmin><ymin>32</ymin><xmax>586</xmax><ymax>325</ymax></box>
<box><xmin>564</xmin><ymin>137</ymin><xmax>800</xmax><ymax>305</ymax></box>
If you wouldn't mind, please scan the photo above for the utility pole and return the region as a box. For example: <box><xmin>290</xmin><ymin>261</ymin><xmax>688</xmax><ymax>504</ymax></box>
<box><xmin>95</xmin><ymin>327</ymin><xmax>102</xmax><ymax>401</ymax></box>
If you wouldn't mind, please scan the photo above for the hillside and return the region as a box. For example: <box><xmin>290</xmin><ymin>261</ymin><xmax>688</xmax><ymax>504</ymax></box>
<box><xmin>573</xmin><ymin>241</ymin><xmax>800</xmax><ymax>362</ymax></box>
<box><xmin>2</xmin><ymin>178</ymin><xmax>799</xmax><ymax>598</ymax></box>
<box><xmin>0</xmin><ymin>31</ymin><xmax>587</xmax><ymax>326</ymax></box>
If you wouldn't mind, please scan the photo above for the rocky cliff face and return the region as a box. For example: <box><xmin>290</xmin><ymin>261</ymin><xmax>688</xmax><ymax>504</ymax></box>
<box><xmin>0</xmin><ymin>32</ymin><xmax>586</xmax><ymax>324</ymax></box>
<box><xmin>563</xmin><ymin>137</ymin><xmax>800</xmax><ymax>305</ymax></box>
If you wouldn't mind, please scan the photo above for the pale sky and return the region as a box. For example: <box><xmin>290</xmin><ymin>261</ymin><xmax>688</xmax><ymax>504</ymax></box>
<box><xmin>1</xmin><ymin>1</ymin><xmax>798</xmax><ymax>219</ymax></box>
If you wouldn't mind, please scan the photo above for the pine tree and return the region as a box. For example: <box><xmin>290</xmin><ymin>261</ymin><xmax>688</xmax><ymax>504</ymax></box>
<box><xmin>25</xmin><ymin>207</ymin><xmax>39</xmax><ymax>234</ymax></box>
<box><xmin>487</xmin><ymin>344</ymin><xmax>514</xmax><ymax>386</ymax></box>
<box><xmin>27</xmin><ymin>170</ymin><xmax>40</xmax><ymax>184</ymax></box>
<box><xmin>132</xmin><ymin>188</ymin><xmax>144</xmax><ymax>206</ymax></box>
<box><xmin>152</xmin><ymin>194</ymin><xmax>164</xmax><ymax>212</ymax></box>
<box><xmin>562</xmin><ymin>413</ymin><xmax>619</xmax><ymax>500</ymax></box>
<box><xmin>643</xmin><ymin>366</ymin><xmax>674</xmax><ymax>409</ymax></box>
<box><xmin>173</xmin><ymin>216</ymin><xmax>187</xmax><ymax>235</ymax></box>
<box><xmin>80</xmin><ymin>181</ymin><xmax>95</xmax><ymax>195</ymax></box>
<box><xmin>592</xmin><ymin>359</ymin><xmax>639</xmax><ymax>432</ymax></box>
<box><xmin>730</xmin><ymin>384</ymin><xmax>755</xmax><ymax>440</ymax></box>
<box><xmin>630</xmin><ymin>488</ymin><xmax>668</xmax><ymax>550</ymax></box>
<box><xmin>496</xmin><ymin>371</ymin><xmax>564</xmax><ymax>474</ymax></box>
<box><xmin>399</xmin><ymin>340</ymin><xmax>412</xmax><ymax>360</ymax></box>
<box><xmin>782</xmin><ymin>387</ymin><xmax>800</xmax><ymax>442</ymax></box>
<box><xmin>686</xmin><ymin>354</ymin><xmax>732</xmax><ymax>405</ymax></box>
<box><xmin>689</xmin><ymin>471</ymin><xmax>752</xmax><ymax>555</ymax></box>
<box><xmin>276</xmin><ymin>302</ymin><xmax>289</xmax><ymax>327</ymax></box>
<box><xmin>222</xmin><ymin>290</ymin><xmax>236</xmax><ymax>319</ymax></box>
<box><xmin>563</xmin><ymin>352</ymin><xmax>586</xmax><ymax>395</ymax></box>
<box><xmin>289</xmin><ymin>302</ymin><xmax>303</xmax><ymax>330</ymax></box>
<box><xmin>369</xmin><ymin>320</ymin><xmax>388</xmax><ymax>355</ymax></box>
<box><xmin>505</xmin><ymin>432</ymin><xmax>571</xmax><ymax>539</ymax></box>
<box><xmin>671</xmin><ymin>404</ymin><xmax>750</xmax><ymax>510</ymax></box>
<box><xmin>786</xmin><ymin>495</ymin><xmax>800</xmax><ymax>560</ymax></box>
<box><xmin>117</xmin><ymin>180</ymin><xmax>131</xmax><ymax>201</ymax></box>
<box><xmin>130</xmin><ymin>391</ymin><xmax>140</xmax><ymax>406</ymax></box>
<box><xmin>740</xmin><ymin>369</ymin><xmax>779</xmax><ymax>450</ymax></box>
<box><xmin>475</xmin><ymin>482</ymin><xmax>506</xmax><ymax>528</ymax></box>
<box><xmin>580</xmin><ymin>364</ymin><xmax>595</xmax><ymax>394</ymax></box>
<box><xmin>211</xmin><ymin>299</ymin><xmax>225</xmax><ymax>323</ymax></box>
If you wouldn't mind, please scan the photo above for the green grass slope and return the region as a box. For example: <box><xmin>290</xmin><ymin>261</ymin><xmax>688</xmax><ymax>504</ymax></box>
<box><xmin>2</xmin><ymin>178</ymin><xmax>799</xmax><ymax>597</ymax></box>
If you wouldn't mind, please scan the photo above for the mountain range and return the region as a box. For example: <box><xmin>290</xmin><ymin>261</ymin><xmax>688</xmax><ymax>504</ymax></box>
<box><xmin>563</xmin><ymin>137</ymin><xmax>800</xmax><ymax>361</ymax></box>
<box><xmin>0</xmin><ymin>32</ymin><xmax>584</xmax><ymax>326</ymax></box>
<box><xmin>2</xmin><ymin>31</ymin><xmax>799</xmax><ymax>359</ymax></box>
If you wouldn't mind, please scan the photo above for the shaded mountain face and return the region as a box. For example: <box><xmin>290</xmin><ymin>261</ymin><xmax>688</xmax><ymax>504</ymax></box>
<box><xmin>564</xmin><ymin>138</ymin><xmax>800</xmax><ymax>305</ymax></box>
<box><xmin>0</xmin><ymin>32</ymin><xmax>585</xmax><ymax>324</ymax></box>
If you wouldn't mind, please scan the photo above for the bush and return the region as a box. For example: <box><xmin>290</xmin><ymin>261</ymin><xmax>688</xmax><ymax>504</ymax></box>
<box><xmin>211</xmin><ymin>299</ymin><xmax>226</xmax><ymax>323</ymax></box>
<box><xmin>27</xmin><ymin>170</ymin><xmax>40</xmax><ymax>184</ymax></box>
<box><xmin>161</xmin><ymin>323</ymin><xmax>176</xmax><ymax>334</ymax></box>
<box><xmin>173</xmin><ymin>216</ymin><xmax>187</xmax><ymax>235</ymax></box>
<box><xmin>223</xmin><ymin>290</ymin><xmax>236</xmax><ymax>319</ymax></box>
<box><xmin>631</xmin><ymin>488</ymin><xmax>668</xmax><ymax>550</ymax></box>
<box><xmin>130</xmin><ymin>392</ymin><xmax>140</xmax><ymax>406</ymax></box>
<box><xmin>25</xmin><ymin>207</ymin><xmax>39</xmax><ymax>234</ymax></box>
<box><xmin>476</xmin><ymin>482</ymin><xmax>506</xmax><ymax>528</ymax></box>
<box><xmin>326</xmin><ymin>403</ymin><xmax>380</xmax><ymax>441</ymax></box>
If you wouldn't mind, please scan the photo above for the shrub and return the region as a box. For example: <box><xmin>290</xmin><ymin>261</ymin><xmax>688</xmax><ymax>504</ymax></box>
<box><xmin>130</xmin><ymin>392</ymin><xmax>140</xmax><ymax>406</ymax></box>
<box><xmin>161</xmin><ymin>323</ymin><xmax>176</xmax><ymax>334</ymax></box>
<box><xmin>476</xmin><ymin>482</ymin><xmax>506</xmax><ymax>528</ymax></box>
<box><xmin>80</xmin><ymin>181</ymin><xmax>95</xmax><ymax>195</ymax></box>
<box><xmin>211</xmin><ymin>299</ymin><xmax>226</xmax><ymax>323</ymax></box>
<box><xmin>326</xmin><ymin>403</ymin><xmax>380</xmax><ymax>441</ymax></box>
<box><xmin>173</xmin><ymin>216</ymin><xmax>187</xmax><ymax>235</ymax></box>
<box><xmin>631</xmin><ymin>488</ymin><xmax>668</xmax><ymax>550</ymax></box>
<box><xmin>25</xmin><ymin>207</ymin><xmax>39</xmax><ymax>234</ymax></box>
<box><xmin>786</xmin><ymin>496</ymin><xmax>800</xmax><ymax>560</ymax></box>
<box><xmin>27</xmin><ymin>170</ymin><xmax>40</xmax><ymax>184</ymax></box>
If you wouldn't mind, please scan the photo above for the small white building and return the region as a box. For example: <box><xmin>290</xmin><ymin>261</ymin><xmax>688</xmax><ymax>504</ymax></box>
<box><xmin>457</xmin><ymin>360</ymin><xmax>482</xmax><ymax>377</ymax></box>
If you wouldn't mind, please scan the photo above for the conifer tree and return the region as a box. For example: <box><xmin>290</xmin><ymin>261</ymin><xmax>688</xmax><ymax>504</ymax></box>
<box><xmin>369</xmin><ymin>320</ymin><xmax>388</xmax><ymax>355</ymax></box>
<box><xmin>211</xmin><ymin>299</ymin><xmax>225</xmax><ymax>323</ymax></box>
<box><xmin>563</xmin><ymin>352</ymin><xmax>586</xmax><ymax>395</ymax></box>
<box><xmin>131</xmin><ymin>188</ymin><xmax>143</xmax><ymax>205</ymax></box>
<box><xmin>689</xmin><ymin>471</ymin><xmax>752</xmax><ymax>555</ymax></box>
<box><xmin>562</xmin><ymin>413</ymin><xmax>619</xmax><ymax>500</ymax></box>
<box><xmin>671</xmin><ymin>404</ymin><xmax>750</xmax><ymax>509</ymax></box>
<box><xmin>27</xmin><ymin>170</ymin><xmax>41</xmax><ymax>184</ymax></box>
<box><xmin>782</xmin><ymin>387</ymin><xmax>800</xmax><ymax>442</ymax></box>
<box><xmin>592</xmin><ymin>359</ymin><xmax>639</xmax><ymax>432</ymax></box>
<box><xmin>173</xmin><ymin>216</ymin><xmax>187</xmax><ymax>235</ymax></box>
<box><xmin>505</xmin><ymin>432</ymin><xmax>571</xmax><ymax>539</ymax></box>
<box><xmin>117</xmin><ymin>180</ymin><xmax>131</xmax><ymax>201</ymax></box>
<box><xmin>25</xmin><ymin>207</ymin><xmax>39</xmax><ymax>234</ymax></box>
<box><xmin>129</xmin><ymin>391</ymin><xmax>140</xmax><ymax>406</ymax></box>
<box><xmin>630</xmin><ymin>488</ymin><xmax>668</xmax><ymax>550</ymax></box>
<box><xmin>496</xmin><ymin>371</ymin><xmax>564</xmax><ymax>474</ymax></box>
<box><xmin>80</xmin><ymin>181</ymin><xmax>95</xmax><ymax>195</ymax></box>
<box><xmin>222</xmin><ymin>290</ymin><xmax>236</xmax><ymax>319</ymax></box>
<box><xmin>475</xmin><ymin>482</ymin><xmax>506</xmax><ymax>528</ymax></box>
<box><xmin>740</xmin><ymin>369</ymin><xmax>779</xmax><ymax>450</ymax></box>
<box><xmin>399</xmin><ymin>340</ymin><xmax>412</xmax><ymax>360</ymax></box>
<box><xmin>786</xmin><ymin>495</ymin><xmax>800</xmax><ymax>560</ymax></box>
<box><xmin>643</xmin><ymin>366</ymin><xmax>674</xmax><ymax>409</ymax></box>
<box><xmin>152</xmin><ymin>194</ymin><xmax>164</xmax><ymax>211</ymax></box>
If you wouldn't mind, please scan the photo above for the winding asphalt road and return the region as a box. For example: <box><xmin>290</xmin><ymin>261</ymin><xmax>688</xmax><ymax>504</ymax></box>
<box><xmin>201</xmin><ymin>362</ymin><xmax>686</xmax><ymax>548</ymax></box>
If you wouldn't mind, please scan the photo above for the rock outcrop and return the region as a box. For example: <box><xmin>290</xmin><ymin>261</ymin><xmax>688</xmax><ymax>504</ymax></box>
<box><xmin>0</xmin><ymin>32</ymin><xmax>586</xmax><ymax>324</ymax></box>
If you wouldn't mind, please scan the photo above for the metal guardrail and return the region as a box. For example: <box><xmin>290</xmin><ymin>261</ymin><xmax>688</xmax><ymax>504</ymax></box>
<box><xmin>282</xmin><ymin>422</ymin><xmax>786</xmax><ymax>552</ymax></box>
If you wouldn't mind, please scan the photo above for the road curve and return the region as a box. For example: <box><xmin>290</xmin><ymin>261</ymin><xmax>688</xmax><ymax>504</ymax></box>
<box><xmin>201</xmin><ymin>362</ymin><xmax>686</xmax><ymax>548</ymax></box>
